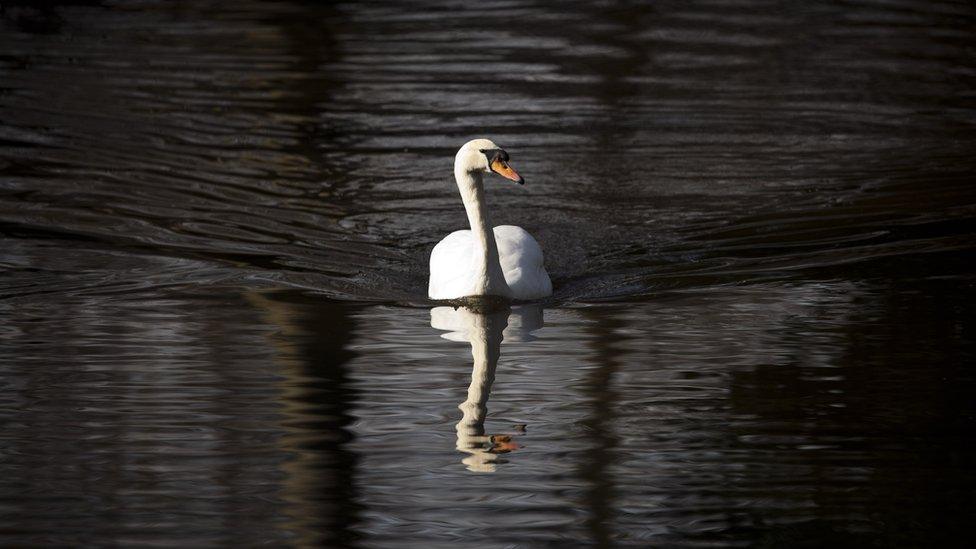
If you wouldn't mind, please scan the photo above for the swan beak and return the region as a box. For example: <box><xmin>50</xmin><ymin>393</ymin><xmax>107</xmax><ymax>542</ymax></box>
<box><xmin>490</xmin><ymin>158</ymin><xmax>524</xmax><ymax>185</ymax></box>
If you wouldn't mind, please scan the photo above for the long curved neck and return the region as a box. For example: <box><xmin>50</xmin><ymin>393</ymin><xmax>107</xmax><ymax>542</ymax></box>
<box><xmin>455</xmin><ymin>168</ymin><xmax>509</xmax><ymax>297</ymax></box>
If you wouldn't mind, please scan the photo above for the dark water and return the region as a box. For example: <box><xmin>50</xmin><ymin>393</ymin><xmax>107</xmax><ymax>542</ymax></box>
<box><xmin>2</xmin><ymin>1</ymin><xmax>975</xmax><ymax>547</ymax></box>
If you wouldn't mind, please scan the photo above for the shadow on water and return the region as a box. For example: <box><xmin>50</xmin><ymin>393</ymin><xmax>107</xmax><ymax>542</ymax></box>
<box><xmin>577</xmin><ymin>308</ymin><xmax>625</xmax><ymax>547</ymax></box>
<box><xmin>245</xmin><ymin>291</ymin><xmax>362</xmax><ymax>548</ymax></box>
<box><xmin>722</xmin><ymin>278</ymin><xmax>976</xmax><ymax>548</ymax></box>
<box><xmin>0</xmin><ymin>286</ymin><xmax>363</xmax><ymax>546</ymax></box>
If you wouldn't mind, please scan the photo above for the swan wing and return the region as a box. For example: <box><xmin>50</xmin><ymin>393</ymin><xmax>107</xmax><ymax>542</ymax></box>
<box><xmin>493</xmin><ymin>225</ymin><xmax>552</xmax><ymax>300</ymax></box>
<box><xmin>428</xmin><ymin>230</ymin><xmax>473</xmax><ymax>299</ymax></box>
<box><xmin>428</xmin><ymin>226</ymin><xmax>552</xmax><ymax>300</ymax></box>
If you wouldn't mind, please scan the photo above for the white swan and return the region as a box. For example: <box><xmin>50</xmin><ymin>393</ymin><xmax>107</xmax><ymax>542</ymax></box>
<box><xmin>428</xmin><ymin>139</ymin><xmax>552</xmax><ymax>300</ymax></box>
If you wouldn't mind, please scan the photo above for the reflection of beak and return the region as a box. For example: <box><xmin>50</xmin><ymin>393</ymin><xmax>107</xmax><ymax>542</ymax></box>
<box><xmin>489</xmin><ymin>434</ymin><xmax>519</xmax><ymax>453</ymax></box>
<box><xmin>490</xmin><ymin>158</ymin><xmax>524</xmax><ymax>185</ymax></box>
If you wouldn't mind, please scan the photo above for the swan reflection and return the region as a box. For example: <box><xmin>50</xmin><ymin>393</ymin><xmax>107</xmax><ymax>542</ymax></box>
<box><xmin>430</xmin><ymin>303</ymin><xmax>544</xmax><ymax>472</ymax></box>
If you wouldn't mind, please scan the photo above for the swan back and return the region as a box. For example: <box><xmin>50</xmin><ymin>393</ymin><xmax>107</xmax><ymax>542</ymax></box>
<box><xmin>429</xmin><ymin>226</ymin><xmax>551</xmax><ymax>301</ymax></box>
<box><xmin>493</xmin><ymin>225</ymin><xmax>552</xmax><ymax>300</ymax></box>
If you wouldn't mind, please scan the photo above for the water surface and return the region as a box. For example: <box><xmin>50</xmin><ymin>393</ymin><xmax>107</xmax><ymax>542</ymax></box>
<box><xmin>1</xmin><ymin>1</ymin><xmax>975</xmax><ymax>547</ymax></box>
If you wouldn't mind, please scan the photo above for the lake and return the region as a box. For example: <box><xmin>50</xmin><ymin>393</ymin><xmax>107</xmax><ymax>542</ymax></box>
<box><xmin>1</xmin><ymin>1</ymin><xmax>974</xmax><ymax>547</ymax></box>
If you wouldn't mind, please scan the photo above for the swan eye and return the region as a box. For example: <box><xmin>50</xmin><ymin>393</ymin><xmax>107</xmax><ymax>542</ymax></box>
<box><xmin>479</xmin><ymin>148</ymin><xmax>506</xmax><ymax>165</ymax></box>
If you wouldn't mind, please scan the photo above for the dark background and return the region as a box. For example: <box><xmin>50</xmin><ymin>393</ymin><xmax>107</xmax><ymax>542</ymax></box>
<box><xmin>1</xmin><ymin>1</ymin><xmax>974</xmax><ymax>547</ymax></box>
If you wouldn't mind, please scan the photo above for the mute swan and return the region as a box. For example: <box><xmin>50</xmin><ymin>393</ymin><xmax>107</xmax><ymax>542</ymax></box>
<box><xmin>428</xmin><ymin>139</ymin><xmax>552</xmax><ymax>300</ymax></box>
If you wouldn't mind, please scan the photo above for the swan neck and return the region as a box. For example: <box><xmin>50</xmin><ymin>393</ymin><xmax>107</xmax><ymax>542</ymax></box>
<box><xmin>455</xmin><ymin>169</ymin><xmax>509</xmax><ymax>296</ymax></box>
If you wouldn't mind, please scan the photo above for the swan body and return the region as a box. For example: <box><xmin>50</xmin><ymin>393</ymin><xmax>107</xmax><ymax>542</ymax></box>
<box><xmin>430</xmin><ymin>225</ymin><xmax>550</xmax><ymax>301</ymax></box>
<box><xmin>428</xmin><ymin>139</ymin><xmax>552</xmax><ymax>301</ymax></box>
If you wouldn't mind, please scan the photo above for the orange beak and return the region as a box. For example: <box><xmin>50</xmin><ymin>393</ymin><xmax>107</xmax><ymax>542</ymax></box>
<box><xmin>490</xmin><ymin>158</ymin><xmax>524</xmax><ymax>185</ymax></box>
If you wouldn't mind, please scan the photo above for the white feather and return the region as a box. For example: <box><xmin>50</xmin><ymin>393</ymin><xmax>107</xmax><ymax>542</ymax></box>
<box><xmin>428</xmin><ymin>139</ymin><xmax>553</xmax><ymax>301</ymax></box>
<box><xmin>429</xmin><ymin>225</ymin><xmax>552</xmax><ymax>300</ymax></box>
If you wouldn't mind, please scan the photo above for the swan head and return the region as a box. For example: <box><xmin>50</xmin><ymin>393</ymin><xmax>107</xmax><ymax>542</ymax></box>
<box><xmin>455</xmin><ymin>138</ymin><xmax>524</xmax><ymax>185</ymax></box>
